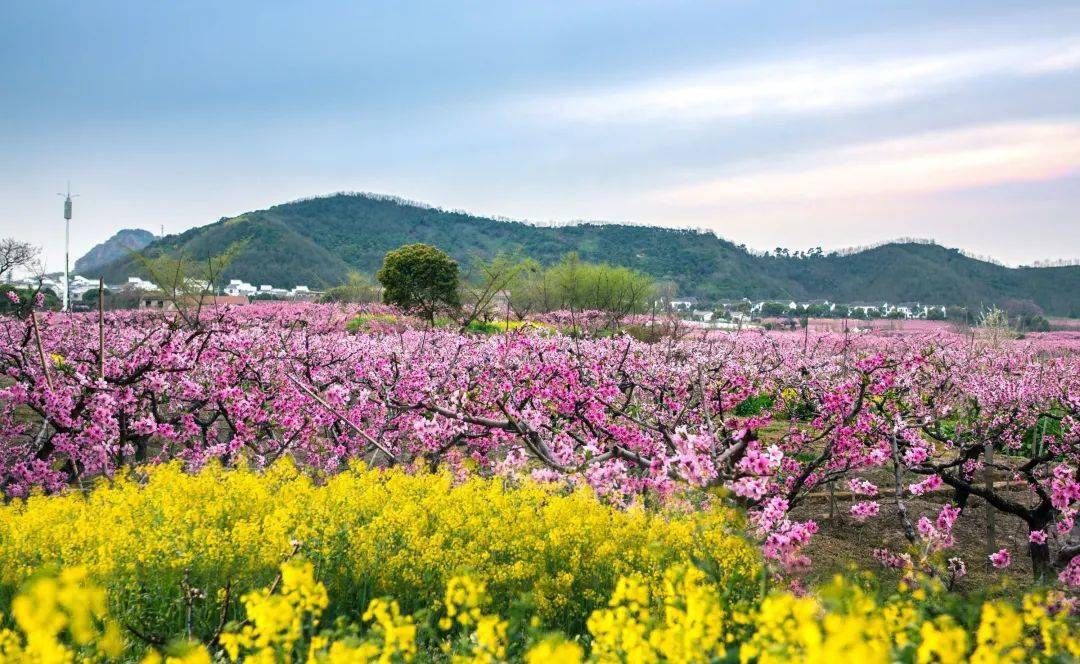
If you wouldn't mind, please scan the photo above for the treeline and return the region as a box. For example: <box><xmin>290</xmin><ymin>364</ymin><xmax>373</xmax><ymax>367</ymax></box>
<box><xmin>322</xmin><ymin>244</ymin><xmax>656</xmax><ymax>328</ymax></box>
<box><xmin>88</xmin><ymin>193</ymin><xmax>1080</xmax><ymax>316</ymax></box>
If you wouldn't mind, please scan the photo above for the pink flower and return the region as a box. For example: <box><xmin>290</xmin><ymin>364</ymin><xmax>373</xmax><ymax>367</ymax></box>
<box><xmin>850</xmin><ymin>501</ymin><xmax>879</xmax><ymax>521</ymax></box>
<box><xmin>1029</xmin><ymin>530</ymin><xmax>1048</xmax><ymax>544</ymax></box>
<box><xmin>947</xmin><ymin>557</ymin><xmax>967</xmax><ymax>579</ymax></box>
<box><xmin>903</xmin><ymin>445</ymin><xmax>929</xmax><ymax>466</ymax></box>
<box><xmin>873</xmin><ymin>548</ymin><xmax>910</xmax><ymax>570</ymax></box>
<box><xmin>909</xmin><ymin>475</ymin><xmax>942</xmax><ymax>496</ymax></box>
<box><xmin>1059</xmin><ymin>557</ymin><xmax>1080</xmax><ymax>588</ymax></box>
<box><xmin>989</xmin><ymin>548</ymin><xmax>1011</xmax><ymax>569</ymax></box>
<box><xmin>4</xmin><ymin>290</ymin><xmax>19</xmax><ymax>305</ymax></box>
<box><xmin>936</xmin><ymin>504</ymin><xmax>960</xmax><ymax>532</ymax></box>
<box><xmin>848</xmin><ymin>478</ymin><xmax>878</xmax><ymax>496</ymax></box>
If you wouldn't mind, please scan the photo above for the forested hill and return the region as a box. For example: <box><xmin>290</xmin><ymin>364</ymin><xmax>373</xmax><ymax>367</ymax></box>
<box><xmin>93</xmin><ymin>193</ymin><xmax>1080</xmax><ymax>316</ymax></box>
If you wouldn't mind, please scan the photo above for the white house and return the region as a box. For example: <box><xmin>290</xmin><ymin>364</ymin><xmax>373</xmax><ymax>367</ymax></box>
<box><xmin>107</xmin><ymin>276</ymin><xmax>157</xmax><ymax>292</ymax></box>
<box><xmin>68</xmin><ymin>275</ymin><xmax>99</xmax><ymax>299</ymax></box>
<box><xmin>224</xmin><ymin>279</ymin><xmax>258</xmax><ymax>297</ymax></box>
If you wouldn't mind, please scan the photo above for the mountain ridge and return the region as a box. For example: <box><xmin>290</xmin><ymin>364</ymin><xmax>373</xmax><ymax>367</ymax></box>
<box><xmin>91</xmin><ymin>192</ymin><xmax>1080</xmax><ymax>316</ymax></box>
<box><xmin>74</xmin><ymin>228</ymin><xmax>156</xmax><ymax>276</ymax></box>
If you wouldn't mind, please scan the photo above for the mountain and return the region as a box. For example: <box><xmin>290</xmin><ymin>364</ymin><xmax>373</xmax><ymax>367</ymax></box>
<box><xmin>75</xmin><ymin>228</ymin><xmax>156</xmax><ymax>276</ymax></box>
<box><xmin>94</xmin><ymin>193</ymin><xmax>1080</xmax><ymax>316</ymax></box>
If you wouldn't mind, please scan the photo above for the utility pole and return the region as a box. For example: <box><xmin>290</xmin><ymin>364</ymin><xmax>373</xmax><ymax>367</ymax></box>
<box><xmin>57</xmin><ymin>183</ymin><xmax>77</xmax><ymax>312</ymax></box>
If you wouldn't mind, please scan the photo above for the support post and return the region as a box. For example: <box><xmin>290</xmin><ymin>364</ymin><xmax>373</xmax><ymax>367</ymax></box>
<box><xmin>98</xmin><ymin>277</ymin><xmax>105</xmax><ymax>381</ymax></box>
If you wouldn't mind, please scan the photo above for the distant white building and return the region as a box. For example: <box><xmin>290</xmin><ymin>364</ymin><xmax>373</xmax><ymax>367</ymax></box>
<box><xmin>669</xmin><ymin>298</ymin><xmax>698</xmax><ymax>310</ymax></box>
<box><xmin>223</xmin><ymin>280</ymin><xmax>318</xmax><ymax>299</ymax></box>
<box><xmin>68</xmin><ymin>275</ymin><xmax>99</xmax><ymax>299</ymax></box>
<box><xmin>224</xmin><ymin>279</ymin><xmax>258</xmax><ymax>297</ymax></box>
<box><xmin>119</xmin><ymin>276</ymin><xmax>157</xmax><ymax>291</ymax></box>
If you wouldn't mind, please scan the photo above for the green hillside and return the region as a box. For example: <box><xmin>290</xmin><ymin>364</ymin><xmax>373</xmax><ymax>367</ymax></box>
<box><xmin>93</xmin><ymin>193</ymin><xmax>1080</xmax><ymax>316</ymax></box>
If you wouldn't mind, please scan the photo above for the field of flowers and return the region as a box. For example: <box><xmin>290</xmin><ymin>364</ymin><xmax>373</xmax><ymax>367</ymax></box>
<box><xmin>0</xmin><ymin>301</ymin><xmax>1078</xmax><ymax>661</ymax></box>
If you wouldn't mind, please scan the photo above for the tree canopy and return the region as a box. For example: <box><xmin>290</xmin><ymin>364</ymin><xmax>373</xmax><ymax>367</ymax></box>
<box><xmin>509</xmin><ymin>254</ymin><xmax>655</xmax><ymax>323</ymax></box>
<box><xmin>376</xmin><ymin>244</ymin><xmax>460</xmax><ymax>321</ymax></box>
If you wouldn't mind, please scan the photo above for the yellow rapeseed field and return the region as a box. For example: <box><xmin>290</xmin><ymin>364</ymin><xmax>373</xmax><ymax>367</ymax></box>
<box><xmin>0</xmin><ymin>461</ymin><xmax>1076</xmax><ymax>662</ymax></box>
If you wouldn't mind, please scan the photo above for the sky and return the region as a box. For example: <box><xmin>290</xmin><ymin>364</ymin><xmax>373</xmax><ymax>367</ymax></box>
<box><xmin>2</xmin><ymin>1</ymin><xmax>1079</xmax><ymax>272</ymax></box>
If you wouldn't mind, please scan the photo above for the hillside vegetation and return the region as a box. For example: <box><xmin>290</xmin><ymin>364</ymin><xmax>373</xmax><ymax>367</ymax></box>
<box><xmin>93</xmin><ymin>193</ymin><xmax>1080</xmax><ymax>315</ymax></box>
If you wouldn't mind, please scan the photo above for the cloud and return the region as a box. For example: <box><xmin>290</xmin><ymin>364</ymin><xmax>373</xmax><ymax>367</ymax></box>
<box><xmin>1024</xmin><ymin>43</ymin><xmax>1080</xmax><ymax>73</ymax></box>
<box><xmin>648</xmin><ymin>120</ymin><xmax>1080</xmax><ymax>204</ymax></box>
<box><xmin>522</xmin><ymin>38</ymin><xmax>1080</xmax><ymax>124</ymax></box>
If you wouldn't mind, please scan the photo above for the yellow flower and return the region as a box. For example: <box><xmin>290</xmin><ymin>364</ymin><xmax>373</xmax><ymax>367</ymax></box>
<box><xmin>443</xmin><ymin>575</ymin><xmax>489</xmax><ymax>629</ymax></box>
<box><xmin>970</xmin><ymin>602</ymin><xmax>1027</xmax><ymax>664</ymax></box>
<box><xmin>3</xmin><ymin>566</ymin><xmax>123</xmax><ymax>663</ymax></box>
<box><xmin>916</xmin><ymin>615</ymin><xmax>968</xmax><ymax>664</ymax></box>
<box><xmin>362</xmin><ymin>597</ymin><xmax>417</xmax><ymax>662</ymax></box>
<box><xmin>141</xmin><ymin>642</ymin><xmax>213</xmax><ymax>664</ymax></box>
<box><xmin>526</xmin><ymin>636</ymin><xmax>584</xmax><ymax>664</ymax></box>
<box><xmin>220</xmin><ymin>559</ymin><xmax>329</xmax><ymax>661</ymax></box>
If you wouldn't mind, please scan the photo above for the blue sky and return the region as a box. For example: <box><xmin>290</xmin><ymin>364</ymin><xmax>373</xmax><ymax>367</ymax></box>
<box><xmin>2</xmin><ymin>1</ymin><xmax>1079</xmax><ymax>271</ymax></box>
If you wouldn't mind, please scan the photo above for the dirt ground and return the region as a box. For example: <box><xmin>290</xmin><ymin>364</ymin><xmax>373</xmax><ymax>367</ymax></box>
<box><xmin>793</xmin><ymin>485</ymin><xmax>1040</xmax><ymax>596</ymax></box>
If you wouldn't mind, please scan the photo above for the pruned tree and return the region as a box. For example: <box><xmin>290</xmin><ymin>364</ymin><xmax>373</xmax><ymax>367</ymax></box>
<box><xmin>0</xmin><ymin>238</ymin><xmax>40</xmax><ymax>277</ymax></box>
<box><xmin>457</xmin><ymin>253</ymin><xmax>530</xmax><ymax>329</ymax></box>
<box><xmin>133</xmin><ymin>241</ymin><xmax>247</xmax><ymax>327</ymax></box>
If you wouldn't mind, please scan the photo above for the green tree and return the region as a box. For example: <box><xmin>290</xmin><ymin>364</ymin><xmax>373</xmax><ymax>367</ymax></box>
<box><xmin>320</xmin><ymin>272</ymin><xmax>381</xmax><ymax>304</ymax></box>
<box><xmin>758</xmin><ymin>301</ymin><xmax>789</xmax><ymax>318</ymax></box>
<box><xmin>507</xmin><ymin>259</ymin><xmax>555</xmax><ymax>318</ymax></box>
<box><xmin>507</xmin><ymin>254</ymin><xmax>654</xmax><ymax>328</ymax></box>
<box><xmin>81</xmin><ymin>287</ymin><xmax>111</xmax><ymax>303</ymax></box>
<box><xmin>376</xmin><ymin>244</ymin><xmax>460</xmax><ymax>322</ymax></box>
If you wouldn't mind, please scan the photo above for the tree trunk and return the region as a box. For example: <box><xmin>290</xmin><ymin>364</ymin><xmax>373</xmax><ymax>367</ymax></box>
<box><xmin>984</xmin><ymin>444</ymin><xmax>996</xmax><ymax>570</ymax></box>
<box><xmin>1029</xmin><ymin>538</ymin><xmax>1051</xmax><ymax>582</ymax></box>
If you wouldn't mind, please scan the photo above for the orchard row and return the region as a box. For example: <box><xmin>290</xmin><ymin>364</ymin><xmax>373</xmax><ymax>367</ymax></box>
<box><xmin>0</xmin><ymin>303</ymin><xmax>1077</xmax><ymax>586</ymax></box>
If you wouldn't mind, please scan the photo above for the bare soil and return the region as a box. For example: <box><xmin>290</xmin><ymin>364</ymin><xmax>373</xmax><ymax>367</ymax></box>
<box><xmin>793</xmin><ymin>485</ymin><xmax>1040</xmax><ymax>596</ymax></box>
